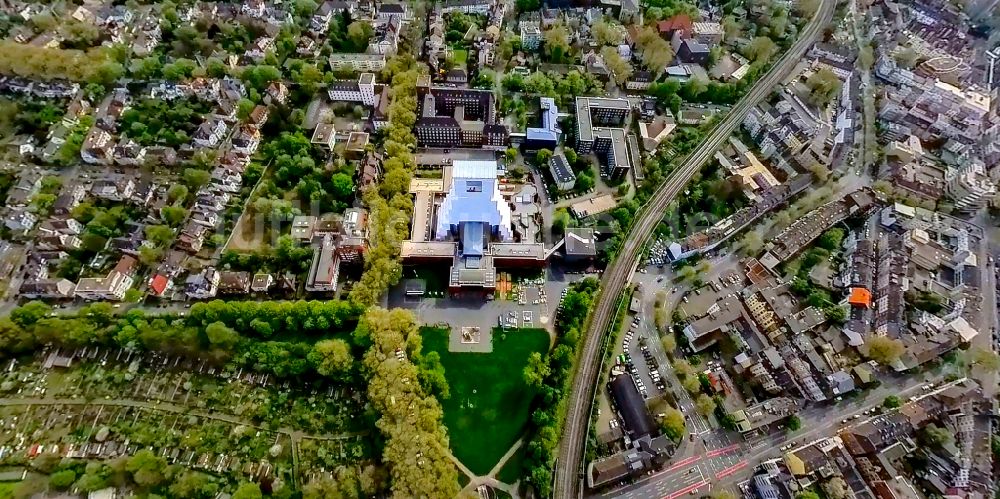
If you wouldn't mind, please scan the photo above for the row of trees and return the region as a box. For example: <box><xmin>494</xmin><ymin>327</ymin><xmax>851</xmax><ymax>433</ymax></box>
<box><xmin>348</xmin><ymin>55</ymin><xmax>424</xmax><ymax>306</ymax></box>
<box><xmin>0</xmin><ymin>40</ymin><xmax>123</xmax><ymax>86</ymax></box>
<box><xmin>2</xmin><ymin>299</ymin><xmax>363</xmax><ymax>380</ymax></box>
<box><xmin>358</xmin><ymin>308</ymin><xmax>459</xmax><ymax>497</ymax></box>
<box><xmin>521</xmin><ymin>278</ymin><xmax>601</xmax><ymax>496</ymax></box>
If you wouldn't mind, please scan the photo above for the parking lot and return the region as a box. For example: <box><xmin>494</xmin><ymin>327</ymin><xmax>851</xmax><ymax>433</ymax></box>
<box><xmin>387</xmin><ymin>267</ymin><xmax>596</xmax><ymax>348</ymax></box>
<box><xmin>618</xmin><ymin>316</ymin><xmax>667</xmax><ymax>399</ymax></box>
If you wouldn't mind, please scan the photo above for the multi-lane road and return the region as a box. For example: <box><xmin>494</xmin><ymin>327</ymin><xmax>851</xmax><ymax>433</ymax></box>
<box><xmin>552</xmin><ymin>1</ymin><xmax>839</xmax><ymax>497</ymax></box>
<box><xmin>598</xmin><ymin>373</ymin><xmax>945</xmax><ymax>499</ymax></box>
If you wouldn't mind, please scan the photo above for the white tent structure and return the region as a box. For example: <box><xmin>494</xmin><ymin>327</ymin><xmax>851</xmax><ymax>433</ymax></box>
<box><xmin>435</xmin><ymin>160</ymin><xmax>513</xmax><ymax>246</ymax></box>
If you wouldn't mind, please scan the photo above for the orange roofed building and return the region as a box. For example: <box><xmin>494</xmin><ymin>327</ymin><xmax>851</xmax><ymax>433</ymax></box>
<box><xmin>848</xmin><ymin>287</ymin><xmax>872</xmax><ymax>308</ymax></box>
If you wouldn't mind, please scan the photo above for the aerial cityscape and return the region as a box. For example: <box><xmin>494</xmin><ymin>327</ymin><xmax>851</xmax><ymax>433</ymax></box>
<box><xmin>0</xmin><ymin>0</ymin><xmax>996</xmax><ymax>498</ymax></box>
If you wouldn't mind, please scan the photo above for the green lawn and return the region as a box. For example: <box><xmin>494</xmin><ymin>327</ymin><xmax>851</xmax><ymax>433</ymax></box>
<box><xmin>452</xmin><ymin>49</ymin><xmax>468</xmax><ymax>66</ymax></box>
<box><xmin>0</xmin><ymin>482</ymin><xmax>17</xmax><ymax>499</ymax></box>
<box><xmin>495</xmin><ymin>445</ymin><xmax>527</xmax><ymax>484</ymax></box>
<box><xmin>421</xmin><ymin>327</ymin><xmax>550</xmax><ymax>475</ymax></box>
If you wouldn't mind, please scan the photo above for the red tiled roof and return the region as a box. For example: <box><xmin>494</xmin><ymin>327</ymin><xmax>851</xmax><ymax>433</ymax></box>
<box><xmin>656</xmin><ymin>14</ymin><xmax>693</xmax><ymax>36</ymax></box>
<box><xmin>150</xmin><ymin>274</ymin><xmax>169</xmax><ymax>295</ymax></box>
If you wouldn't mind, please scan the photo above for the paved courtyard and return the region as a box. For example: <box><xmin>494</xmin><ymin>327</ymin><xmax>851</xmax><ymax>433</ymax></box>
<box><xmin>388</xmin><ymin>266</ymin><xmax>598</xmax><ymax>351</ymax></box>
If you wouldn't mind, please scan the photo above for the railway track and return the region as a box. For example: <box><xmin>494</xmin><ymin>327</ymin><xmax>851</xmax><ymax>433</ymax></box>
<box><xmin>552</xmin><ymin>1</ymin><xmax>838</xmax><ymax>497</ymax></box>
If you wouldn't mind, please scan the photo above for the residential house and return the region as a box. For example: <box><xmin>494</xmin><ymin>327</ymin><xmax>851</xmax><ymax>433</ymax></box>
<box><xmin>4</xmin><ymin>208</ymin><xmax>37</xmax><ymax>232</ymax></box>
<box><xmin>376</xmin><ymin>2</ymin><xmax>408</xmax><ymax>22</ymax></box>
<box><xmin>38</xmin><ymin>218</ymin><xmax>84</xmax><ymax>237</ymax></box>
<box><xmin>248</xmin><ymin>106</ymin><xmax>269</xmax><ymax>127</ymax></box>
<box><xmin>52</xmin><ymin>192</ymin><xmax>85</xmax><ymax>217</ymax></box>
<box><xmin>192</xmin><ymin>117</ymin><xmax>228</xmax><ymax>148</ymax></box>
<box><xmin>231</xmin><ymin>126</ymin><xmax>261</xmax><ymax>155</ymax></box>
<box><xmin>81</xmin><ymin>127</ymin><xmax>115</xmax><ymax>164</ymax></box>
<box><xmin>626</xmin><ymin>70</ymin><xmax>655</xmax><ymax>91</ymax></box>
<box><xmin>244</xmin><ymin>36</ymin><xmax>276</xmax><ymax>61</ymax></box>
<box><xmin>19</xmin><ymin>278</ymin><xmax>75</xmax><ymax>299</ymax></box>
<box><xmin>218</xmin><ymin>271</ymin><xmax>251</xmax><ymax>294</ymax></box>
<box><xmin>251</xmin><ymin>273</ymin><xmax>274</xmax><ymax>292</ymax></box>
<box><xmin>265</xmin><ymin>82</ymin><xmax>289</xmax><ymax>105</ymax></box>
<box><xmin>441</xmin><ymin>0</ymin><xmax>493</xmax><ymax>15</ymax></box>
<box><xmin>358</xmin><ymin>151</ymin><xmax>384</xmax><ymax>188</ymax></box>
<box><xmin>74</xmin><ymin>256</ymin><xmax>137</xmax><ymax>301</ymax></box>
<box><xmin>328</xmin><ymin>53</ymin><xmax>387</xmax><ymax>71</ymax></box>
<box><xmin>148</xmin><ymin>274</ymin><xmax>173</xmax><ymax>298</ymax></box>
<box><xmin>311</xmin><ymin>123</ymin><xmax>337</xmax><ymax>149</ymax></box>
<box><xmin>549</xmin><ymin>153</ymin><xmax>576</xmax><ymax>190</ymax></box>
<box><xmin>113</xmin><ymin>139</ymin><xmax>146</xmax><ymax>166</ymax></box>
<box><xmin>177</xmin><ymin>221</ymin><xmax>209</xmax><ymax>253</ymax></box>
<box><xmin>37</xmin><ymin>233</ymin><xmax>82</xmax><ymax>251</ymax></box>
<box><xmin>5</xmin><ymin>173</ymin><xmax>42</xmax><ymax>207</ymax></box>
<box><xmin>185</xmin><ymin>267</ymin><xmax>220</xmax><ymax>299</ymax></box>
<box><xmin>91</xmin><ymin>175</ymin><xmax>136</xmax><ymax>202</ymax></box>
<box><xmin>691</xmin><ymin>22</ymin><xmax>724</xmax><ymax>45</ymax></box>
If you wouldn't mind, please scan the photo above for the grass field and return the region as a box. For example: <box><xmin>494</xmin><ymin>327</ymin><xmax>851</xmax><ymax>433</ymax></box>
<box><xmin>452</xmin><ymin>49</ymin><xmax>468</xmax><ymax>66</ymax></box>
<box><xmin>421</xmin><ymin>327</ymin><xmax>549</xmax><ymax>476</ymax></box>
<box><xmin>495</xmin><ymin>446</ymin><xmax>527</xmax><ymax>484</ymax></box>
<box><xmin>0</xmin><ymin>482</ymin><xmax>17</xmax><ymax>499</ymax></box>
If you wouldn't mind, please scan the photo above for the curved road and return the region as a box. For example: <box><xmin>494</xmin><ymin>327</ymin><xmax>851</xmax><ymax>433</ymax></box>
<box><xmin>553</xmin><ymin>2</ymin><xmax>838</xmax><ymax>497</ymax></box>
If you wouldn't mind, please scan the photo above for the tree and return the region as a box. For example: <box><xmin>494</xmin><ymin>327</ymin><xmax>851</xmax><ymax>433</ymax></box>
<box><xmin>523</xmin><ymin>352</ymin><xmax>550</xmax><ymax>389</ymax></box>
<box><xmin>309</xmin><ymin>339</ymin><xmax>353</xmax><ymax>378</ymax></box>
<box><xmin>882</xmin><ymin>395</ymin><xmax>901</xmax><ymax>409</ymax></box>
<box><xmin>127</xmin><ymin>449</ymin><xmax>168</xmax><ymax>488</ymax></box>
<box><xmin>205</xmin><ymin>321</ymin><xmax>240</xmax><ymax>350</ymax></box>
<box><xmin>160</xmin><ymin>205</ymin><xmax>188</xmax><ymax>227</ymax></box>
<box><xmin>592</xmin><ymin>20</ymin><xmax>624</xmax><ymax>46</ymax></box>
<box><xmin>865</xmin><ymin>336</ymin><xmax>905</xmax><ymax>366</ymax></box>
<box><xmin>169</xmin><ymin>471</ymin><xmax>220</xmax><ymax>499</ymax></box>
<box><xmin>858</xmin><ymin>44</ymin><xmax>874</xmax><ymax>71</ymax></box>
<box><xmin>552</xmin><ymin>209</ymin><xmax>570</xmax><ymax>235</ymax></box>
<box><xmin>660</xmin><ymin>333</ymin><xmax>677</xmax><ymax>355</ymax></box>
<box><xmin>805</xmin><ymin>68</ymin><xmax>842</xmax><ymax>107</ymax></box>
<box><xmin>543</xmin><ymin>25</ymin><xmax>570</xmax><ymax>62</ymax></box>
<box><xmin>49</xmin><ymin>469</ymin><xmax>76</xmax><ymax>490</ymax></box>
<box><xmin>794</xmin><ymin>0</ymin><xmax>820</xmax><ymax>17</ymax></box>
<box><xmin>746</xmin><ymin>36</ymin><xmax>777</xmax><ymax>62</ymax></box>
<box><xmin>658</xmin><ymin>407</ymin><xmax>686</xmax><ymax>442</ymax></box>
<box><xmin>894</xmin><ymin>47</ymin><xmax>919</xmax><ymax>68</ymax></box>
<box><xmin>167</xmin><ymin>184</ymin><xmax>189</xmax><ymax>204</ymax></box>
<box><xmin>10</xmin><ymin>301</ymin><xmax>52</xmax><ymax>327</ymax></box>
<box><xmin>600</xmin><ymin>46</ymin><xmax>632</xmax><ymax>86</ymax></box>
<box><xmin>695</xmin><ymin>393</ymin><xmax>716</xmax><ymax>415</ymax></box>
<box><xmin>633</xmin><ymin>27</ymin><xmax>673</xmax><ymax>75</ymax></box>
<box><xmin>786</xmin><ymin>415</ymin><xmax>802</xmax><ymax>431</ymax></box>
<box><xmin>347</xmin><ymin>21</ymin><xmax>374</xmax><ymax>52</ymax></box>
<box><xmin>919</xmin><ymin>424</ymin><xmax>952</xmax><ymax>448</ymax></box>
<box><xmin>516</xmin><ymin>0</ymin><xmax>541</xmax><ymax>12</ymax></box>
<box><xmin>969</xmin><ymin>347</ymin><xmax>1000</xmax><ymax>373</ymax></box>
<box><xmin>182</xmin><ymin>168</ymin><xmax>212</xmax><ymax>189</ymax></box>
<box><xmin>232</xmin><ymin>482</ymin><xmax>263</xmax><ymax>499</ymax></box>
<box><xmin>536</xmin><ymin>149</ymin><xmax>553</xmax><ymax>165</ymax></box>
<box><xmin>823</xmin><ymin>476</ymin><xmax>848</xmax><ymax>499</ymax></box>
<box><xmin>817</xmin><ymin>228</ymin><xmax>845</xmax><ymax>251</ymax></box>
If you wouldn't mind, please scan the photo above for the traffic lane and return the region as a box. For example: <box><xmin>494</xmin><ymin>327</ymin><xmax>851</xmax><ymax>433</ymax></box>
<box><xmin>608</xmin><ymin>465</ymin><xmax>705</xmax><ymax>499</ymax></box>
<box><xmin>636</xmin><ymin>316</ymin><xmax>710</xmax><ymax>436</ymax></box>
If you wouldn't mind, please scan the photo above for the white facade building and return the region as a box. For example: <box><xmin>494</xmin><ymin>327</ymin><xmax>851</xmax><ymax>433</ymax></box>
<box><xmin>327</xmin><ymin>73</ymin><xmax>377</xmax><ymax>105</ymax></box>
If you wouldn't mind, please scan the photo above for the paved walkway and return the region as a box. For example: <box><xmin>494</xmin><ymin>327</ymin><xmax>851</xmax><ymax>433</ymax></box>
<box><xmin>450</xmin><ymin>434</ymin><xmax>527</xmax><ymax>499</ymax></box>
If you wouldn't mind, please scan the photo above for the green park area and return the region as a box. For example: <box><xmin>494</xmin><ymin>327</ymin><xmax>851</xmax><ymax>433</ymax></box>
<box><xmin>421</xmin><ymin>327</ymin><xmax>550</xmax><ymax>475</ymax></box>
